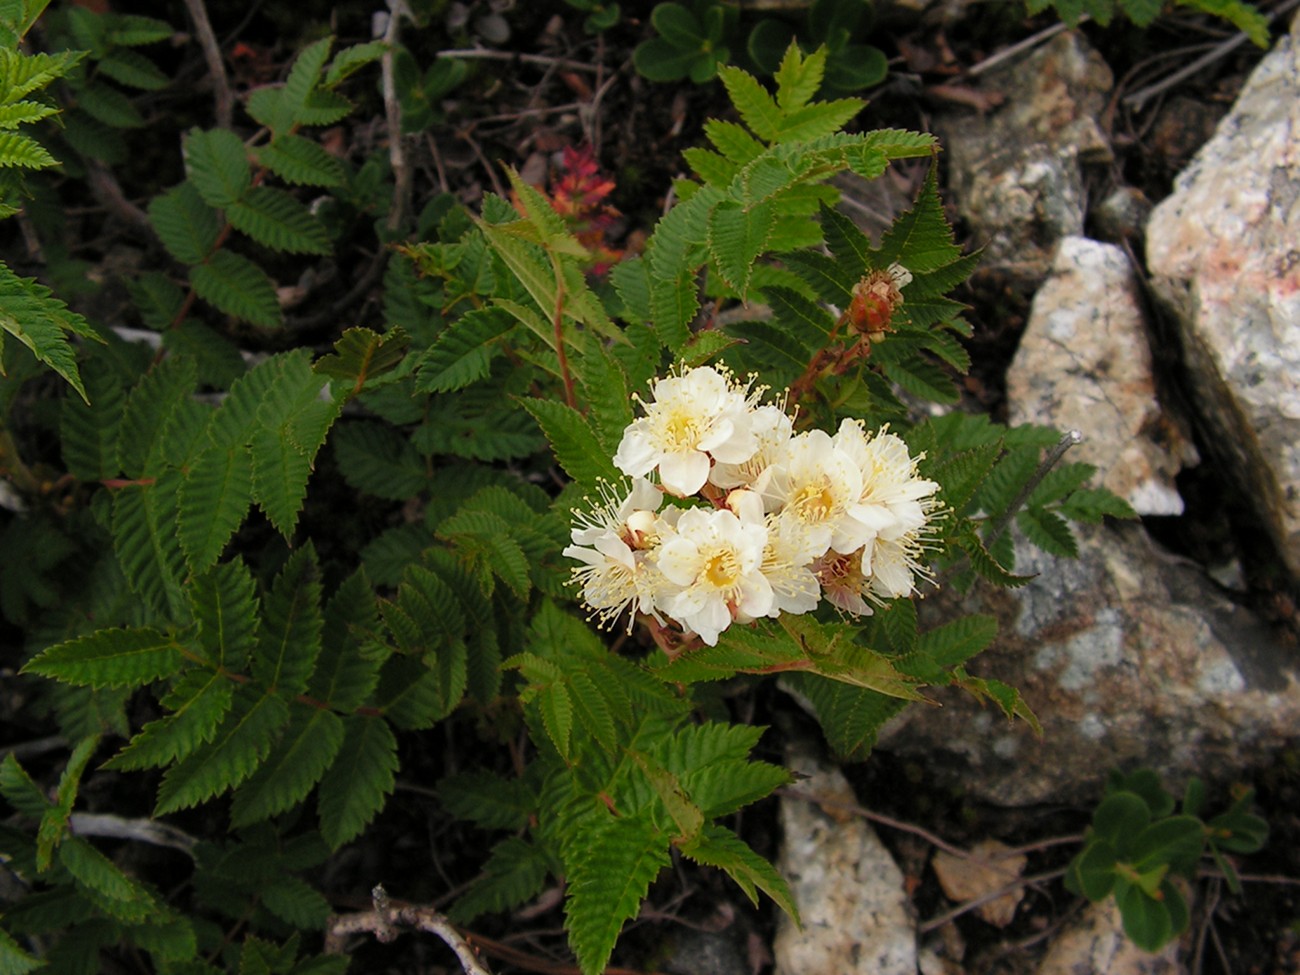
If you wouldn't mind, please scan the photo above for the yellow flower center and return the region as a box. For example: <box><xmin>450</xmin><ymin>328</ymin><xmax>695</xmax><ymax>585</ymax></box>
<box><xmin>791</xmin><ymin>479</ymin><xmax>836</xmax><ymax>523</ymax></box>
<box><xmin>703</xmin><ymin>549</ymin><xmax>741</xmax><ymax>589</ymax></box>
<box><xmin>662</xmin><ymin>409</ymin><xmax>700</xmax><ymax>447</ymax></box>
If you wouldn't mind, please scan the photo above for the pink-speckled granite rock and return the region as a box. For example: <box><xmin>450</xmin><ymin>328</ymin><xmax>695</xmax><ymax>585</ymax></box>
<box><xmin>1008</xmin><ymin>236</ymin><xmax>1197</xmax><ymax>516</ymax></box>
<box><xmin>1146</xmin><ymin>14</ymin><xmax>1300</xmax><ymax>578</ymax></box>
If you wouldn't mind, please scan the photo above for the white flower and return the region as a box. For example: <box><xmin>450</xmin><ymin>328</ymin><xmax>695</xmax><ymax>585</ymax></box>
<box><xmin>761</xmin><ymin>429</ymin><xmax>863</xmax><ymax>558</ymax></box>
<box><xmin>563</xmin><ymin>478</ymin><xmax>665</xmax><ymax>629</ymax></box>
<box><xmin>832</xmin><ymin>419</ymin><xmax>940</xmax><ymax>556</ymax></box>
<box><xmin>653</xmin><ymin>504</ymin><xmax>772</xmax><ymax>646</ymax></box>
<box><xmin>613</xmin><ymin>365</ymin><xmax>760</xmax><ymax>497</ymax></box>
<box><xmin>709</xmin><ymin>402</ymin><xmax>792</xmax><ymax>491</ymax></box>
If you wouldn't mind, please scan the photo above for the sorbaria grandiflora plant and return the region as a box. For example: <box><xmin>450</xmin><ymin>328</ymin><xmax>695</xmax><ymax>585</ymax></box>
<box><xmin>1</xmin><ymin>16</ymin><xmax>1134</xmax><ymax>974</ymax></box>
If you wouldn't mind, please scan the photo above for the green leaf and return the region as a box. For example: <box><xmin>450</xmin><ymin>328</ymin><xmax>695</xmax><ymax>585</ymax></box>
<box><xmin>103</xmin><ymin>671</ymin><xmax>236</xmax><ymax>771</ymax></box>
<box><xmin>317</xmin><ymin>715</ymin><xmax>397</xmax><ymax>849</ymax></box>
<box><xmin>324</xmin><ymin>39</ymin><xmax>387</xmax><ymax>86</ymax></box>
<box><xmin>1071</xmin><ymin>838</ymin><xmax>1118</xmax><ymax>901</ymax></box>
<box><xmin>254</xmin><ymin>133</ymin><xmax>345</xmax><ymax>187</ymax></box>
<box><xmin>437</xmin><ymin>771</ymin><xmax>534</xmax><ymax>831</ymax></box>
<box><xmin>0</xmin><ymin>129</ymin><xmax>55</xmax><ymax>169</ymax></box>
<box><xmin>877</xmin><ymin>167</ymin><xmax>960</xmax><ymax>272</ymax></box>
<box><xmin>190</xmin><ymin>558</ymin><xmax>260</xmax><ymax>671</ymax></box>
<box><xmin>105</xmin><ymin>13</ymin><xmax>172</xmax><ymax>46</ymax></box>
<box><xmin>268</xmin><ymin>36</ymin><xmax>333</xmax><ymax>134</ymax></box>
<box><xmin>60</xmin><ymin>364</ymin><xmax>126</xmax><ymax>480</ymax></box>
<box><xmin>252</xmin><ymin>545</ymin><xmax>323</xmax><ymax>696</ymax></box>
<box><xmin>178</xmin><ymin>443</ymin><xmax>254</xmax><ymax>574</ymax></box>
<box><xmin>1092</xmin><ymin>791</ymin><xmax>1151</xmax><ymax>849</ymax></box>
<box><xmin>708</xmin><ymin>198</ymin><xmax>775</xmax><ymax>296</ymax></box>
<box><xmin>189</xmin><ymin>250</ymin><xmax>283</xmax><ymax>328</ymax></box>
<box><xmin>314</xmin><ymin>326</ymin><xmax>409</xmax><ymax>394</ymax></box>
<box><xmin>306</xmin><ymin>570</ymin><xmax>384</xmax><ymax>712</ymax></box>
<box><xmin>184</xmin><ymin>127</ymin><xmax>251</xmax><ymax>208</ymax></box>
<box><xmin>0</xmin><ymin>262</ymin><xmax>98</xmax><ymax>402</ymax></box>
<box><xmin>414</xmin><ymin>307</ymin><xmax>514</xmax><ymax>393</ymax></box>
<box><xmin>153</xmin><ymin>687</ymin><xmax>291</xmax><ymax>815</ymax></box>
<box><xmin>779</xmin><ymin>673</ymin><xmax>907</xmax><ymax>760</ymax></box>
<box><xmin>57</xmin><ymin>837</ymin><xmax>155</xmax><ymax>918</ymax></box>
<box><xmin>565</xmin><ymin>815</ymin><xmax>670</xmax><ymax>975</ymax></box>
<box><xmin>1017</xmin><ymin>506</ymin><xmax>1078</xmax><ymax>558</ymax></box>
<box><xmin>681</xmin><ymin>822</ymin><xmax>798</xmax><ymax>920</ymax></box>
<box><xmin>333</xmin><ymin>421</ymin><xmax>427</xmax><ymax>499</ymax></box>
<box><xmin>448</xmin><ymin>836</ymin><xmax>550</xmax><ymax>924</ymax></box>
<box><xmin>76</xmin><ymin>81</ymin><xmax>145</xmax><ymax>128</ymax></box>
<box><xmin>97</xmin><ymin>48</ymin><xmax>168</xmax><ymax>90</ymax></box>
<box><xmin>0</xmin><ymin>753</ymin><xmax>52</xmax><ymax>816</ymax></box>
<box><xmin>110</xmin><ymin>478</ymin><xmax>189</xmax><ymax>619</ymax></box>
<box><xmin>148</xmin><ymin>181</ymin><xmax>219</xmax><ymax>265</ymax></box>
<box><xmin>0</xmin><ymin>927</ymin><xmax>43</xmax><ymax>975</ymax></box>
<box><xmin>260</xmin><ymin>875</ymin><xmax>331</xmax><ymax>929</ymax></box>
<box><xmin>227</xmin><ymin>186</ymin><xmax>331</xmax><ymax>255</ymax></box>
<box><xmin>22</xmin><ymin>627</ymin><xmax>182</xmax><ymax>689</ymax></box>
<box><xmin>518</xmin><ymin>397</ymin><xmax>618</xmax><ymax>487</ymax></box>
<box><xmin>230</xmin><ymin>706</ymin><xmax>344</xmax><ymax>827</ymax></box>
<box><xmin>1131</xmin><ymin>815</ymin><xmax>1205</xmax><ymax>876</ymax></box>
<box><xmin>718</xmin><ymin>64</ymin><xmax>782</xmax><ymax>142</ymax></box>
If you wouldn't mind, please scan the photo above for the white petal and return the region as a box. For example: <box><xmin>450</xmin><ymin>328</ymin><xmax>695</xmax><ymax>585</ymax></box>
<box><xmin>658</xmin><ymin>450</ymin><xmax>711</xmax><ymax>496</ymax></box>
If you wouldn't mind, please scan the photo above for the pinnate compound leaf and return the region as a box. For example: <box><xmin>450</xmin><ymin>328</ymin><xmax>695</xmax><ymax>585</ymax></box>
<box><xmin>230</xmin><ymin>706</ymin><xmax>344</xmax><ymax>827</ymax></box>
<box><xmin>332</xmin><ymin>421</ymin><xmax>427</xmax><ymax>499</ymax></box>
<box><xmin>278</xmin><ymin>36</ymin><xmax>333</xmax><ymax>131</ymax></box>
<box><xmin>313</xmin><ymin>326</ymin><xmax>409</xmax><ymax>394</ymax></box>
<box><xmin>0</xmin><ymin>130</ymin><xmax>55</xmax><ymax>169</ymax></box>
<box><xmin>681</xmin><ymin>822</ymin><xmax>799</xmax><ymax>920</ymax></box>
<box><xmin>518</xmin><ymin>398</ymin><xmax>618</xmax><ymax>487</ymax></box>
<box><xmin>148</xmin><ymin>181</ymin><xmax>219</xmax><ymax>265</ymax></box>
<box><xmin>0</xmin><ymin>927</ymin><xmax>42</xmax><ymax>975</ymax></box>
<box><xmin>307</xmin><ymin>570</ymin><xmax>384</xmax><ymax>713</ymax></box>
<box><xmin>779</xmin><ymin>672</ymin><xmax>907</xmax><ymax>760</ymax></box>
<box><xmin>178</xmin><ymin>444</ymin><xmax>254</xmax><ymax>574</ymax></box>
<box><xmin>103</xmin><ymin>672</ymin><xmax>235</xmax><ymax>771</ymax></box>
<box><xmin>111</xmin><ymin>479</ymin><xmax>189</xmax><ymax>620</ymax></box>
<box><xmin>227</xmin><ymin>186</ymin><xmax>331</xmax><ymax>255</ymax></box>
<box><xmin>259</xmin><ymin>875</ymin><xmax>331</xmax><ymax>929</ymax></box>
<box><xmin>0</xmin><ymin>263</ymin><xmax>98</xmax><ymax>402</ymax></box>
<box><xmin>447</xmin><ymin>837</ymin><xmax>550</xmax><ymax>924</ymax></box>
<box><xmin>1017</xmin><ymin>506</ymin><xmax>1078</xmax><ymax>558</ymax></box>
<box><xmin>565</xmin><ymin>816</ymin><xmax>670</xmax><ymax>975</ymax></box>
<box><xmin>317</xmin><ymin>715</ymin><xmax>397</xmax><ymax>849</ymax></box>
<box><xmin>189</xmin><ymin>558</ymin><xmax>260</xmax><ymax>670</ymax></box>
<box><xmin>61</xmin><ymin>365</ymin><xmax>126</xmax><ymax>480</ymax></box>
<box><xmin>23</xmin><ymin>627</ymin><xmax>182</xmax><ymax>689</ymax></box>
<box><xmin>254</xmin><ymin>133</ymin><xmax>345</xmax><ymax>187</ymax></box>
<box><xmin>414</xmin><ymin>307</ymin><xmax>514</xmax><ymax>393</ymax></box>
<box><xmin>184</xmin><ymin>127</ymin><xmax>251</xmax><ymax>208</ymax></box>
<box><xmin>57</xmin><ymin>836</ymin><xmax>155</xmax><ymax>915</ymax></box>
<box><xmin>717</xmin><ymin>64</ymin><xmax>782</xmax><ymax>142</ymax></box>
<box><xmin>252</xmin><ymin>544</ymin><xmax>323</xmax><ymax>696</ymax></box>
<box><xmin>189</xmin><ymin>250</ymin><xmax>282</xmax><ymax>328</ymax></box>
<box><xmin>117</xmin><ymin>355</ymin><xmax>199</xmax><ymax>476</ymax></box>
<box><xmin>153</xmin><ymin>687</ymin><xmax>290</xmax><ymax>815</ymax></box>
<box><xmin>708</xmin><ymin>198</ymin><xmax>774</xmax><ymax>296</ymax></box>
<box><xmin>437</xmin><ymin>771</ymin><xmax>533</xmax><ymax>831</ymax></box>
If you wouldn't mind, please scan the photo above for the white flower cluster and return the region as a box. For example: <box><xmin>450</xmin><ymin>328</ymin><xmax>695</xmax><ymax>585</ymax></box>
<box><xmin>564</xmin><ymin>364</ymin><xmax>942</xmax><ymax>646</ymax></box>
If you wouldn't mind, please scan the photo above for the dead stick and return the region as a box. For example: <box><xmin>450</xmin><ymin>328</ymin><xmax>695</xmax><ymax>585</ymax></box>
<box><xmin>181</xmin><ymin>0</ymin><xmax>233</xmax><ymax>129</ymax></box>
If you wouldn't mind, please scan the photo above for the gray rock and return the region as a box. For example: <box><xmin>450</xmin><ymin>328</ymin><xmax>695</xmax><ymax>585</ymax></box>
<box><xmin>774</xmin><ymin>746</ymin><xmax>916</xmax><ymax>975</ymax></box>
<box><xmin>937</xmin><ymin>32</ymin><xmax>1113</xmax><ymax>280</ymax></box>
<box><xmin>877</xmin><ymin>521</ymin><xmax>1300</xmax><ymax>806</ymax></box>
<box><xmin>1007</xmin><ymin>236</ymin><xmax>1197</xmax><ymax>516</ymax></box>
<box><xmin>1145</xmin><ymin>14</ymin><xmax>1300</xmax><ymax>578</ymax></box>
